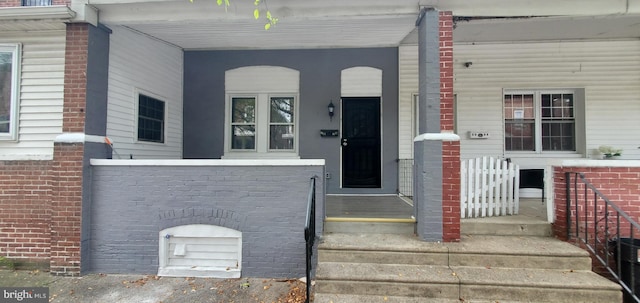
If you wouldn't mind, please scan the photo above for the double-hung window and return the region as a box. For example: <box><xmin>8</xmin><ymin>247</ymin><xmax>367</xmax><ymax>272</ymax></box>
<box><xmin>224</xmin><ymin>66</ymin><xmax>300</xmax><ymax>158</ymax></box>
<box><xmin>0</xmin><ymin>44</ymin><xmax>20</xmax><ymax>141</ymax></box>
<box><xmin>504</xmin><ymin>90</ymin><xmax>577</xmax><ymax>153</ymax></box>
<box><xmin>137</xmin><ymin>93</ymin><xmax>165</xmax><ymax>144</ymax></box>
<box><xmin>228</xmin><ymin>94</ymin><xmax>297</xmax><ymax>156</ymax></box>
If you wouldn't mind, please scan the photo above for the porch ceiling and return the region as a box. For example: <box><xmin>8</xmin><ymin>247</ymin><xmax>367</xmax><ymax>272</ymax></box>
<box><xmin>92</xmin><ymin>0</ymin><xmax>640</xmax><ymax>50</ymax></box>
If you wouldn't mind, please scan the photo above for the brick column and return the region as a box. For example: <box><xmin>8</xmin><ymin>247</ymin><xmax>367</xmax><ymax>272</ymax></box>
<box><xmin>414</xmin><ymin>9</ymin><xmax>460</xmax><ymax>242</ymax></box>
<box><xmin>50</xmin><ymin>23</ymin><xmax>89</xmax><ymax>276</ymax></box>
<box><xmin>439</xmin><ymin>12</ymin><xmax>460</xmax><ymax>242</ymax></box>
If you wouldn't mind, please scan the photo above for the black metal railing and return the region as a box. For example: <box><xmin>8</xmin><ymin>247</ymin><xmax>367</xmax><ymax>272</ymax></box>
<box><xmin>304</xmin><ymin>177</ymin><xmax>317</xmax><ymax>303</ymax></box>
<box><xmin>566</xmin><ymin>172</ymin><xmax>640</xmax><ymax>302</ymax></box>
<box><xmin>21</xmin><ymin>0</ymin><xmax>52</xmax><ymax>6</ymax></box>
<box><xmin>398</xmin><ymin>158</ymin><xmax>413</xmax><ymax>197</ymax></box>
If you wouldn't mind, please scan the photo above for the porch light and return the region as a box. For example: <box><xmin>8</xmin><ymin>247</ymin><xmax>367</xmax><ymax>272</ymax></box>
<box><xmin>328</xmin><ymin>101</ymin><xmax>335</xmax><ymax>120</ymax></box>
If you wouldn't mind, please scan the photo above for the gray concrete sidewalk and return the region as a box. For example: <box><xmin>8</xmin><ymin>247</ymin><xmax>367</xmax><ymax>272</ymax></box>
<box><xmin>0</xmin><ymin>269</ymin><xmax>306</xmax><ymax>303</ymax></box>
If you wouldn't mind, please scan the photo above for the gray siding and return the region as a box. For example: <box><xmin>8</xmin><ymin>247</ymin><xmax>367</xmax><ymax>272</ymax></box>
<box><xmin>183</xmin><ymin>48</ymin><xmax>399</xmax><ymax>194</ymax></box>
<box><xmin>88</xmin><ymin>164</ymin><xmax>324</xmax><ymax>278</ymax></box>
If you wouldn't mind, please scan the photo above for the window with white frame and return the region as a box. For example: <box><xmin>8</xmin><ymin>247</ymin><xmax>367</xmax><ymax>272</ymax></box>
<box><xmin>504</xmin><ymin>90</ymin><xmax>576</xmax><ymax>152</ymax></box>
<box><xmin>228</xmin><ymin>94</ymin><xmax>297</xmax><ymax>154</ymax></box>
<box><xmin>137</xmin><ymin>93</ymin><xmax>165</xmax><ymax>143</ymax></box>
<box><xmin>0</xmin><ymin>44</ymin><xmax>20</xmax><ymax>141</ymax></box>
<box><xmin>224</xmin><ymin>66</ymin><xmax>300</xmax><ymax>158</ymax></box>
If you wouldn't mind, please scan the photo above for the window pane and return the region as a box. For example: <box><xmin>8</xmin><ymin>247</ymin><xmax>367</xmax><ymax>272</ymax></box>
<box><xmin>504</xmin><ymin>94</ymin><xmax>534</xmax><ymax>119</ymax></box>
<box><xmin>542</xmin><ymin>121</ymin><xmax>575</xmax><ymax>151</ymax></box>
<box><xmin>269</xmin><ymin>125</ymin><xmax>294</xmax><ymax>150</ymax></box>
<box><xmin>138</xmin><ymin>94</ymin><xmax>165</xmax><ymax>143</ymax></box>
<box><xmin>232</xmin><ymin>125</ymin><xmax>255</xmax><ymax>150</ymax></box>
<box><xmin>542</xmin><ymin>93</ymin><xmax>574</xmax><ymax>119</ymax></box>
<box><xmin>232</xmin><ymin>98</ymin><xmax>255</xmax><ymax>123</ymax></box>
<box><xmin>505</xmin><ymin>121</ymin><xmax>535</xmax><ymax>151</ymax></box>
<box><xmin>0</xmin><ymin>52</ymin><xmax>13</xmax><ymax>134</ymax></box>
<box><xmin>270</xmin><ymin>97</ymin><xmax>293</xmax><ymax>123</ymax></box>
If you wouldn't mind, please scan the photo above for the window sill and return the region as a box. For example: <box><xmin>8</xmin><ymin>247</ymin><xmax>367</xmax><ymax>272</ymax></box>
<box><xmin>222</xmin><ymin>151</ymin><xmax>300</xmax><ymax>160</ymax></box>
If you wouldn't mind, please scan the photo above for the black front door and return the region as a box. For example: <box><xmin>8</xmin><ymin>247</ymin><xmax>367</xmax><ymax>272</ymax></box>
<box><xmin>341</xmin><ymin>97</ymin><xmax>381</xmax><ymax>188</ymax></box>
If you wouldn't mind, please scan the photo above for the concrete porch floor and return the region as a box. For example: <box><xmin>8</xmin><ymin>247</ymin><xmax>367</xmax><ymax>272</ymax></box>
<box><xmin>325</xmin><ymin>195</ymin><xmax>414</xmax><ymax>219</ymax></box>
<box><xmin>326</xmin><ymin>195</ymin><xmax>547</xmax><ymax>222</ymax></box>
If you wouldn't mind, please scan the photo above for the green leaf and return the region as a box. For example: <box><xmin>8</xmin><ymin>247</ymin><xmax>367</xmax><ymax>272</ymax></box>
<box><xmin>224</xmin><ymin>0</ymin><xmax>229</xmax><ymax>6</ymax></box>
<box><xmin>266</xmin><ymin>11</ymin><xmax>272</xmax><ymax>20</ymax></box>
<box><xmin>264</xmin><ymin>23</ymin><xmax>271</xmax><ymax>30</ymax></box>
<box><xmin>216</xmin><ymin>0</ymin><xmax>222</xmax><ymax>5</ymax></box>
<box><xmin>254</xmin><ymin>0</ymin><xmax>260</xmax><ymax>5</ymax></box>
<box><xmin>254</xmin><ymin>8</ymin><xmax>260</xmax><ymax>20</ymax></box>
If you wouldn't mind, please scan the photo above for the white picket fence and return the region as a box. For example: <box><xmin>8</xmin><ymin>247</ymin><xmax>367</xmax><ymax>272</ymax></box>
<box><xmin>461</xmin><ymin>157</ymin><xmax>520</xmax><ymax>218</ymax></box>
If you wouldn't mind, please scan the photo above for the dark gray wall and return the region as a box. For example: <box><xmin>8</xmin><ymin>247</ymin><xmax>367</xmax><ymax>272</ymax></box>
<box><xmin>89</xmin><ymin>164</ymin><xmax>324</xmax><ymax>278</ymax></box>
<box><xmin>85</xmin><ymin>24</ymin><xmax>111</xmax><ymax>137</ymax></box>
<box><xmin>183</xmin><ymin>48</ymin><xmax>399</xmax><ymax>194</ymax></box>
<box><xmin>81</xmin><ymin>24</ymin><xmax>112</xmax><ymax>273</ymax></box>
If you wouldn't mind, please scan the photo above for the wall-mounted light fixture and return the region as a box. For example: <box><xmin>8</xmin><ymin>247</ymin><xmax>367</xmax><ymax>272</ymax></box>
<box><xmin>328</xmin><ymin>100</ymin><xmax>335</xmax><ymax>120</ymax></box>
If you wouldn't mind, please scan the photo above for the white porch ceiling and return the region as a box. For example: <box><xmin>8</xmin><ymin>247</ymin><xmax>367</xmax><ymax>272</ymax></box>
<box><xmin>91</xmin><ymin>0</ymin><xmax>640</xmax><ymax>50</ymax></box>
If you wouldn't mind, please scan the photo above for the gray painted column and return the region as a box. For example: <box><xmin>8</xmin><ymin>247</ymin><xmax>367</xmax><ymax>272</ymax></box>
<box><xmin>414</xmin><ymin>8</ymin><xmax>443</xmax><ymax>241</ymax></box>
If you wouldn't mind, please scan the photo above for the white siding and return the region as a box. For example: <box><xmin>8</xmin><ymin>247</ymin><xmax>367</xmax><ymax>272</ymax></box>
<box><xmin>107</xmin><ymin>26</ymin><xmax>183</xmax><ymax>159</ymax></box>
<box><xmin>398</xmin><ymin>40</ymin><xmax>640</xmax><ymax>168</ymax></box>
<box><xmin>398</xmin><ymin>45</ymin><xmax>418</xmax><ymax>159</ymax></box>
<box><xmin>0</xmin><ymin>31</ymin><xmax>65</xmax><ymax>160</ymax></box>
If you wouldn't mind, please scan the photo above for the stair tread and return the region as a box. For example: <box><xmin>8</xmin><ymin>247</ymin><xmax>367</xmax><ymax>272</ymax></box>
<box><xmin>320</xmin><ymin>233</ymin><xmax>589</xmax><ymax>257</ymax></box>
<box><xmin>451</xmin><ymin>266</ymin><xmax>620</xmax><ymax>290</ymax></box>
<box><xmin>317</xmin><ymin>262</ymin><xmax>620</xmax><ymax>290</ymax></box>
<box><xmin>317</xmin><ymin>262</ymin><xmax>456</xmax><ymax>283</ymax></box>
<box><xmin>313</xmin><ymin>294</ymin><xmax>461</xmax><ymax>303</ymax></box>
<box><xmin>314</xmin><ymin>294</ymin><xmax>527</xmax><ymax>303</ymax></box>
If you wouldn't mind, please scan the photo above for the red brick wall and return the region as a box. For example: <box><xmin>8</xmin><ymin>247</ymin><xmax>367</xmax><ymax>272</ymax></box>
<box><xmin>553</xmin><ymin>166</ymin><xmax>640</xmax><ymax>240</ymax></box>
<box><xmin>553</xmin><ymin>165</ymin><xmax>640</xmax><ymax>275</ymax></box>
<box><xmin>48</xmin><ymin>23</ymin><xmax>90</xmax><ymax>276</ymax></box>
<box><xmin>0</xmin><ymin>161</ymin><xmax>52</xmax><ymax>266</ymax></box>
<box><xmin>439</xmin><ymin>11</ymin><xmax>460</xmax><ymax>242</ymax></box>
<box><xmin>0</xmin><ymin>0</ymin><xmax>20</xmax><ymax>7</ymax></box>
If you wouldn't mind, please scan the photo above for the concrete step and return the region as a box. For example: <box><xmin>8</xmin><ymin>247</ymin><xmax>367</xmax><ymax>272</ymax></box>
<box><xmin>315</xmin><ymin>262</ymin><xmax>621</xmax><ymax>302</ymax></box>
<box><xmin>314</xmin><ymin>294</ymin><xmax>530</xmax><ymax>303</ymax></box>
<box><xmin>453</xmin><ymin>266</ymin><xmax>621</xmax><ymax>303</ymax></box>
<box><xmin>316</xmin><ymin>262</ymin><xmax>458</xmax><ymax>298</ymax></box>
<box><xmin>324</xmin><ymin>217</ymin><xmax>415</xmax><ymax>234</ymax></box>
<box><xmin>319</xmin><ymin>233</ymin><xmax>592</xmax><ymax>270</ymax></box>
<box><xmin>461</xmin><ymin>216</ymin><xmax>552</xmax><ymax>237</ymax></box>
<box><xmin>314</xmin><ymin>294</ymin><xmax>465</xmax><ymax>303</ymax></box>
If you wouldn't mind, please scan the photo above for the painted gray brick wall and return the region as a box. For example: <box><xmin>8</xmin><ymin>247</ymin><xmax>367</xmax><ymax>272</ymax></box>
<box><xmin>415</xmin><ymin>8</ymin><xmax>444</xmax><ymax>241</ymax></box>
<box><xmin>88</xmin><ymin>164</ymin><xmax>324</xmax><ymax>278</ymax></box>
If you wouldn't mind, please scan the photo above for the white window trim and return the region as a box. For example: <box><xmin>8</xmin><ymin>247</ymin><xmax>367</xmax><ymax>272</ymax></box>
<box><xmin>0</xmin><ymin>44</ymin><xmax>21</xmax><ymax>141</ymax></box>
<box><xmin>503</xmin><ymin>88</ymin><xmax>579</xmax><ymax>156</ymax></box>
<box><xmin>223</xmin><ymin>93</ymin><xmax>300</xmax><ymax>159</ymax></box>
<box><xmin>134</xmin><ymin>88</ymin><xmax>167</xmax><ymax>145</ymax></box>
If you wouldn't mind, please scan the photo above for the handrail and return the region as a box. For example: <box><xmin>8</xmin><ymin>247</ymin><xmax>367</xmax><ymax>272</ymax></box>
<box><xmin>304</xmin><ymin>177</ymin><xmax>317</xmax><ymax>303</ymax></box>
<box><xmin>566</xmin><ymin>172</ymin><xmax>640</xmax><ymax>302</ymax></box>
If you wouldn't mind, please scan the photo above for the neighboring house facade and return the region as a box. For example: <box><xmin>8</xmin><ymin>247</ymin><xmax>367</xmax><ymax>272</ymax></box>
<box><xmin>0</xmin><ymin>0</ymin><xmax>639</xmax><ymax>277</ymax></box>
